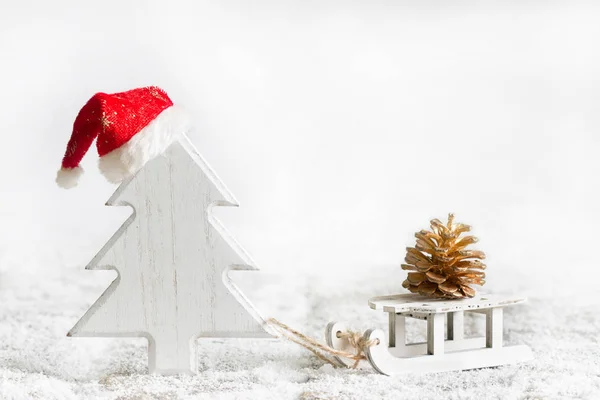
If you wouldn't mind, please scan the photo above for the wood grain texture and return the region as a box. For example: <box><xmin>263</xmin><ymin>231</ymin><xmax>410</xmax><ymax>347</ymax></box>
<box><xmin>68</xmin><ymin>135</ymin><xmax>271</xmax><ymax>375</ymax></box>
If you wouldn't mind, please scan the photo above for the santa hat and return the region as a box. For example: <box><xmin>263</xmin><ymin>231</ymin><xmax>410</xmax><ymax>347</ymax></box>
<box><xmin>56</xmin><ymin>86</ymin><xmax>190</xmax><ymax>189</ymax></box>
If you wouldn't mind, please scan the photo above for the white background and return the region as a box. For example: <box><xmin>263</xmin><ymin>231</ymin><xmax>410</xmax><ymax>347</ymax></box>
<box><xmin>1</xmin><ymin>0</ymin><xmax>599</xmax><ymax>293</ymax></box>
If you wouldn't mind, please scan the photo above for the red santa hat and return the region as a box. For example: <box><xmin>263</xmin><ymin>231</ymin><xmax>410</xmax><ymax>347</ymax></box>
<box><xmin>56</xmin><ymin>86</ymin><xmax>190</xmax><ymax>189</ymax></box>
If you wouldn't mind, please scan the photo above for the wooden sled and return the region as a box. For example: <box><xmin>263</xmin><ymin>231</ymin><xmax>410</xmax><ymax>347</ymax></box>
<box><xmin>326</xmin><ymin>294</ymin><xmax>533</xmax><ymax>375</ymax></box>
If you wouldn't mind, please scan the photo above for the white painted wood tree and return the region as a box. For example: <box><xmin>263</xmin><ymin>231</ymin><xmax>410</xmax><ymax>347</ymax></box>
<box><xmin>69</xmin><ymin>135</ymin><xmax>271</xmax><ymax>375</ymax></box>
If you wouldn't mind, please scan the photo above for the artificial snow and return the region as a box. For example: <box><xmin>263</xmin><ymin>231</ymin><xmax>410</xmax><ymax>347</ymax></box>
<box><xmin>0</xmin><ymin>244</ymin><xmax>598</xmax><ymax>399</ymax></box>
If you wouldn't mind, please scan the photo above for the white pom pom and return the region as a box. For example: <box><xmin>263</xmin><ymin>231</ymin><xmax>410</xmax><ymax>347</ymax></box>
<box><xmin>56</xmin><ymin>166</ymin><xmax>84</xmax><ymax>189</ymax></box>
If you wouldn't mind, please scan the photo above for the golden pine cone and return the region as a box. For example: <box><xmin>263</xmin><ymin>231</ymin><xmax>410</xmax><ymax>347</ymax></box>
<box><xmin>401</xmin><ymin>213</ymin><xmax>486</xmax><ymax>299</ymax></box>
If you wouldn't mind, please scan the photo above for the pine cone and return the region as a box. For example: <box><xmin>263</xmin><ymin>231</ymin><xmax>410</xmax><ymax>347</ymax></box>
<box><xmin>401</xmin><ymin>213</ymin><xmax>486</xmax><ymax>299</ymax></box>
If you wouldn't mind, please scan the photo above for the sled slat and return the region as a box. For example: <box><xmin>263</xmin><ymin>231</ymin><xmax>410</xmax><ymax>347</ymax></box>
<box><xmin>370</xmin><ymin>293</ymin><xmax>525</xmax><ymax>314</ymax></box>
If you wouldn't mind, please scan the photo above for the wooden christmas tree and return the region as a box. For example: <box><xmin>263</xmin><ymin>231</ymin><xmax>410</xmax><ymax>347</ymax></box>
<box><xmin>69</xmin><ymin>135</ymin><xmax>271</xmax><ymax>375</ymax></box>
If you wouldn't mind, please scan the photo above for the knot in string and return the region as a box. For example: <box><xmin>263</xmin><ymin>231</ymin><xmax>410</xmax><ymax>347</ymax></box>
<box><xmin>336</xmin><ymin>330</ymin><xmax>379</xmax><ymax>368</ymax></box>
<box><xmin>266</xmin><ymin>318</ymin><xmax>379</xmax><ymax>369</ymax></box>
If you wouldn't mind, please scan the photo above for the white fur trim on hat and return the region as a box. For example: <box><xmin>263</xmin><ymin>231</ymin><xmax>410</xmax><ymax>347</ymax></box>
<box><xmin>56</xmin><ymin>166</ymin><xmax>84</xmax><ymax>189</ymax></box>
<box><xmin>98</xmin><ymin>105</ymin><xmax>191</xmax><ymax>184</ymax></box>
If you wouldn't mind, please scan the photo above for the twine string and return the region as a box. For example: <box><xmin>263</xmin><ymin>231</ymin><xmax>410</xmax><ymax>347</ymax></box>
<box><xmin>266</xmin><ymin>318</ymin><xmax>379</xmax><ymax>369</ymax></box>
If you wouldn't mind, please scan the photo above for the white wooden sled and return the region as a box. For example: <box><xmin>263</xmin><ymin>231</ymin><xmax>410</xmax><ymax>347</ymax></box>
<box><xmin>327</xmin><ymin>294</ymin><xmax>533</xmax><ymax>375</ymax></box>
